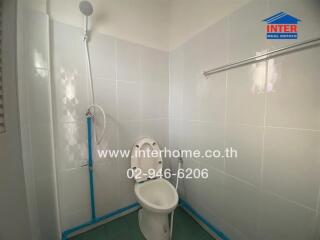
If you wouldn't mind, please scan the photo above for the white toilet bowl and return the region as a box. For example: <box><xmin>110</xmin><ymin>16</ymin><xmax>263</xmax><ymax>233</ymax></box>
<box><xmin>130</xmin><ymin>138</ymin><xmax>179</xmax><ymax>240</ymax></box>
<box><xmin>135</xmin><ymin>178</ymin><xmax>179</xmax><ymax>240</ymax></box>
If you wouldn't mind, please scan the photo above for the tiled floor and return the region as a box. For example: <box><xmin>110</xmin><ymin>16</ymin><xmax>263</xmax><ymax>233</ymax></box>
<box><xmin>70</xmin><ymin>207</ymin><xmax>215</xmax><ymax>240</ymax></box>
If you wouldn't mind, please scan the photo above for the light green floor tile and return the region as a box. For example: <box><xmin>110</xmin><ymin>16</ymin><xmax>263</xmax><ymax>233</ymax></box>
<box><xmin>70</xmin><ymin>207</ymin><xmax>215</xmax><ymax>240</ymax></box>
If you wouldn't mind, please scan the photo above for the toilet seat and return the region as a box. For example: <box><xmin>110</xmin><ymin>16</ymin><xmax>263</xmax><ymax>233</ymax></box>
<box><xmin>134</xmin><ymin>178</ymin><xmax>178</xmax><ymax>213</ymax></box>
<box><xmin>131</xmin><ymin>137</ymin><xmax>162</xmax><ymax>183</ymax></box>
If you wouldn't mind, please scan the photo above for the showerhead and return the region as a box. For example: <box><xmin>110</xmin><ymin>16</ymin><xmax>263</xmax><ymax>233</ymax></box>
<box><xmin>79</xmin><ymin>1</ymin><xmax>93</xmax><ymax>16</ymax></box>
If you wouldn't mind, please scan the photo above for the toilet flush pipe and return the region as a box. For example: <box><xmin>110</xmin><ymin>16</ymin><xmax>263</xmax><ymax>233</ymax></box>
<box><xmin>170</xmin><ymin>150</ymin><xmax>183</xmax><ymax>239</ymax></box>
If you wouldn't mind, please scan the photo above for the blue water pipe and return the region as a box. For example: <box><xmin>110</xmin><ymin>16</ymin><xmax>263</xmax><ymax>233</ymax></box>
<box><xmin>61</xmin><ymin>115</ymin><xmax>140</xmax><ymax>240</ymax></box>
<box><xmin>86</xmin><ymin>116</ymin><xmax>96</xmax><ymax>220</ymax></box>
<box><xmin>61</xmin><ymin>202</ymin><xmax>140</xmax><ymax>239</ymax></box>
<box><xmin>180</xmin><ymin>199</ymin><xmax>230</xmax><ymax>240</ymax></box>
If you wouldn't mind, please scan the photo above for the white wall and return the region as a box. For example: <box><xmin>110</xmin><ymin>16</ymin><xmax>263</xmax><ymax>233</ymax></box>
<box><xmin>47</xmin><ymin>0</ymin><xmax>250</xmax><ymax>51</ymax></box>
<box><xmin>17</xmin><ymin>1</ymin><xmax>60</xmax><ymax>239</ymax></box>
<box><xmin>0</xmin><ymin>0</ymin><xmax>32</xmax><ymax>239</ymax></box>
<box><xmin>169</xmin><ymin>0</ymin><xmax>320</xmax><ymax>239</ymax></box>
<box><xmin>51</xmin><ymin>20</ymin><xmax>169</xmax><ymax>230</ymax></box>
<box><xmin>169</xmin><ymin>0</ymin><xmax>251</xmax><ymax>50</ymax></box>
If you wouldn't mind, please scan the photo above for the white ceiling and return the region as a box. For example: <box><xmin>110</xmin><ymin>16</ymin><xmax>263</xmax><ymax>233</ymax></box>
<box><xmin>169</xmin><ymin>0</ymin><xmax>251</xmax><ymax>49</ymax></box>
<box><xmin>33</xmin><ymin>0</ymin><xmax>251</xmax><ymax>51</ymax></box>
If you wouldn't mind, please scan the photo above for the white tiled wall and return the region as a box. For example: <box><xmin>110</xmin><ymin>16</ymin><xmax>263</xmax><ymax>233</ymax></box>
<box><xmin>19</xmin><ymin>0</ymin><xmax>320</xmax><ymax>238</ymax></box>
<box><xmin>17</xmin><ymin>8</ymin><xmax>59</xmax><ymax>240</ymax></box>
<box><xmin>169</xmin><ymin>0</ymin><xmax>320</xmax><ymax>239</ymax></box>
<box><xmin>51</xmin><ymin>21</ymin><xmax>169</xmax><ymax>230</ymax></box>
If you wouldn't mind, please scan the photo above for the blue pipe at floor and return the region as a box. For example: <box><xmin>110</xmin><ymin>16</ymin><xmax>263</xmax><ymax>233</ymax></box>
<box><xmin>61</xmin><ymin>202</ymin><xmax>140</xmax><ymax>240</ymax></box>
<box><xmin>179</xmin><ymin>199</ymin><xmax>230</xmax><ymax>240</ymax></box>
<box><xmin>61</xmin><ymin>200</ymin><xmax>229</xmax><ymax>240</ymax></box>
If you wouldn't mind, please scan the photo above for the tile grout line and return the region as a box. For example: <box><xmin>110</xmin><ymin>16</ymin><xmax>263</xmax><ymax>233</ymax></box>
<box><xmin>222</xmin><ymin>72</ymin><xmax>228</xmax><ymax>173</ymax></box>
<box><xmin>114</xmin><ymin>39</ymin><xmax>123</xmax><ymax>206</ymax></box>
<box><xmin>264</xmin><ymin>125</ymin><xmax>320</xmax><ymax>132</ymax></box>
<box><xmin>138</xmin><ymin>44</ymin><xmax>143</xmax><ymax>136</ymax></box>
<box><xmin>168</xmin><ymin>51</ymin><xmax>173</xmax><ymax>174</ymax></box>
<box><xmin>313</xmin><ymin>188</ymin><xmax>320</xmax><ymax>239</ymax></box>
<box><xmin>222</xmin><ymin>15</ymin><xmax>230</xmax><ymax>174</ymax></box>
<box><xmin>256</xmin><ymin>56</ymin><xmax>269</xmax><ymax>237</ymax></box>
<box><xmin>265</xmin><ymin>190</ymin><xmax>317</xmax><ymax>213</ymax></box>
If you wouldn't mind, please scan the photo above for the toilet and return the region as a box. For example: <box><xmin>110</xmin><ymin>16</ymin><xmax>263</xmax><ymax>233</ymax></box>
<box><xmin>131</xmin><ymin>138</ymin><xmax>179</xmax><ymax>240</ymax></box>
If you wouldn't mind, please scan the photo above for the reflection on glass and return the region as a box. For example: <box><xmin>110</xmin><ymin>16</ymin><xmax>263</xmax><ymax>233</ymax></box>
<box><xmin>33</xmin><ymin>49</ymin><xmax>46</xmax><ymax>69</ymax></box>
<box><xmin>33</xmin><ymin>49</ymin><xmax>48</xmax><ymax>77</ymax></box>
<box><xmin>62</xmin><ymin>123</ymin><xmax>87</xmax><ymax>169</ymax></box>
<box><xmin>251</xmin><ymin>51</ymin><xmax>267</xmax><ymax>94</ymax></box>
<box><xmin>266</xmin><ymin>59</ymin><xmax>277</xmax><ymax>93</ymax></box>
<box><xmin>35</xmin><ymin>68</ymin><xmax>48</xmax><ymax>78</ymax></box>
<box><xmin>59</xmin><ymin>68</ymin><xmax>80</xmax><ymax>122</ymax></box>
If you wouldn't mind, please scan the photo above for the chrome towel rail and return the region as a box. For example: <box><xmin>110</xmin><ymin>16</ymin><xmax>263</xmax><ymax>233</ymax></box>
<box><xmin>203</xmin><ymin>37</ymin><xmax>320</xmax><ymax>77</ymax></box>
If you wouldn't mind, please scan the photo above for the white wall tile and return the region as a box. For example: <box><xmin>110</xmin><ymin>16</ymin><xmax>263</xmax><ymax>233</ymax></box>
<box><xmin>227</xmin><ymin>63</ymin><xmax>267</xmax><ymax>126</ymax></box>
<box><xmin>89</xmin><ymin>33</ymin><xmax>116</xmax><ymax>80</ymax></box>
<box><xmin>61</xmin><ymin>208</ymin><xmax>91</xmax><ymax>230</ymax></box>
<box><xmin>182</xmin><ymin>160</ymin><xmax>203</xmax><ymax>206</ymax></box>
<box><xmin>223</xmin><ymin>176</ymin><xmax>259</xmax><ymax>239</ymax></box>
<box><xmin>266</xmin><ymin>47</ymin><xmax>320</xmax><ymax>130</ymax></box>
<box><xmin>141</xmin><ymin>119</ymin><xmax>169</xmax><ymax>148</ymax></box>
<box><xmin>198</xmin><ymin>72</ymin><xmax>227</xmax><ymax>123</ymax></box>
<box><xmin>198</xmin><ymin>167</ymin><xmax>226</xmax><ymax>220</ymax></box>
<box><xmin>169</xmin><ymin>119</ymin><xmax>183</xmax><ymax>151</ymax></box>
<box><xmin>93</xmin><ymin>118</ymin><xmax>118</xmax><ymax>162</ymax></box>
<box><xmin>194</xmin><ymin>18</ymin><xmax>228</xmax><ymax>71</ymax></box>
<box><xmin>263</xmin><ymin>127</ymin><xmax>320</xmax><ymax>209</ymax></box>
<box><xmin>168</xmin><ymin>1</ymin><xmax>320</xmax><ymax>240</ymax></box>
<box><xmin>196</xmin><ymin>122</ymin><xmax>225</xmax><ymax>170</ymax></box>
<box><xmin>258</xmin><ymin>192</ymin><xmax>317</xmax><ymax>240</ymax></box>
<box><xmin>141</xmin><ymin>47</ymin><xmax>168</xmax><ymax>84</ymax></box>
<box><xmin>117</xmin><ymin>81</ymin><xmax>141</xmax><ymax>121</ymax></box>
<box><xmin>117</xmin><ymin>155</ymin><xmax>137</xmax><ymax>207</ymax></box>
<box><xmin>169</xmin><ymin>46</ymin><xmax>184</xmax><ymax>119</ymax></box>
<box><xmin>93</xmin><ymin>78</ymin><xmax>117</xmax><ymax>119</ymax></box>
<box><xmin>228</xmin><ymin>0</ymin><xmax>268</xmax><ymax>62</ymax></box>
<box><xmin>118</xmin><ymin>120</ymin><xmax>142</xmax><ymax>150</ymax></box>
<box><xmin>179</xmin><ymin>121</ymin><xmax>200</xmax><ymax>157</ymax></box>
<box><xmin>55</xmin><ymin>121</ymin><xmax>88</xmax><ymax>171</ymax></box>
<box><xmin>58</xmin><ymin>167</ymin><xmax>90</xmax><ymax>216</ymax></box>
<box><xmin>218</xmin><ymin>221</ymin><xmax>250</xmax><ymax>240</ymax></box>
<box><xmin>225</xmin><ymin>124</ymin><xmax>263</xmax><ymax>187</ymax></box>
<box><xmin>116</xmin><ymin>39</ymin><xmax>141</xmax><ymax>83</ymax></box>
<box><xmin>182</xmin><ymin>70</ymin><xmax>200</xmax><ymax>121</ymax></box>
<box><xmin>141</xmin><ymin>80</ymin><xmax>168</xmax><ymax>119</ymax></box>
<box><xmin>94</xmin><ymin>159</ymin><xmax>121</xmax><ymax>217</ymax></box>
